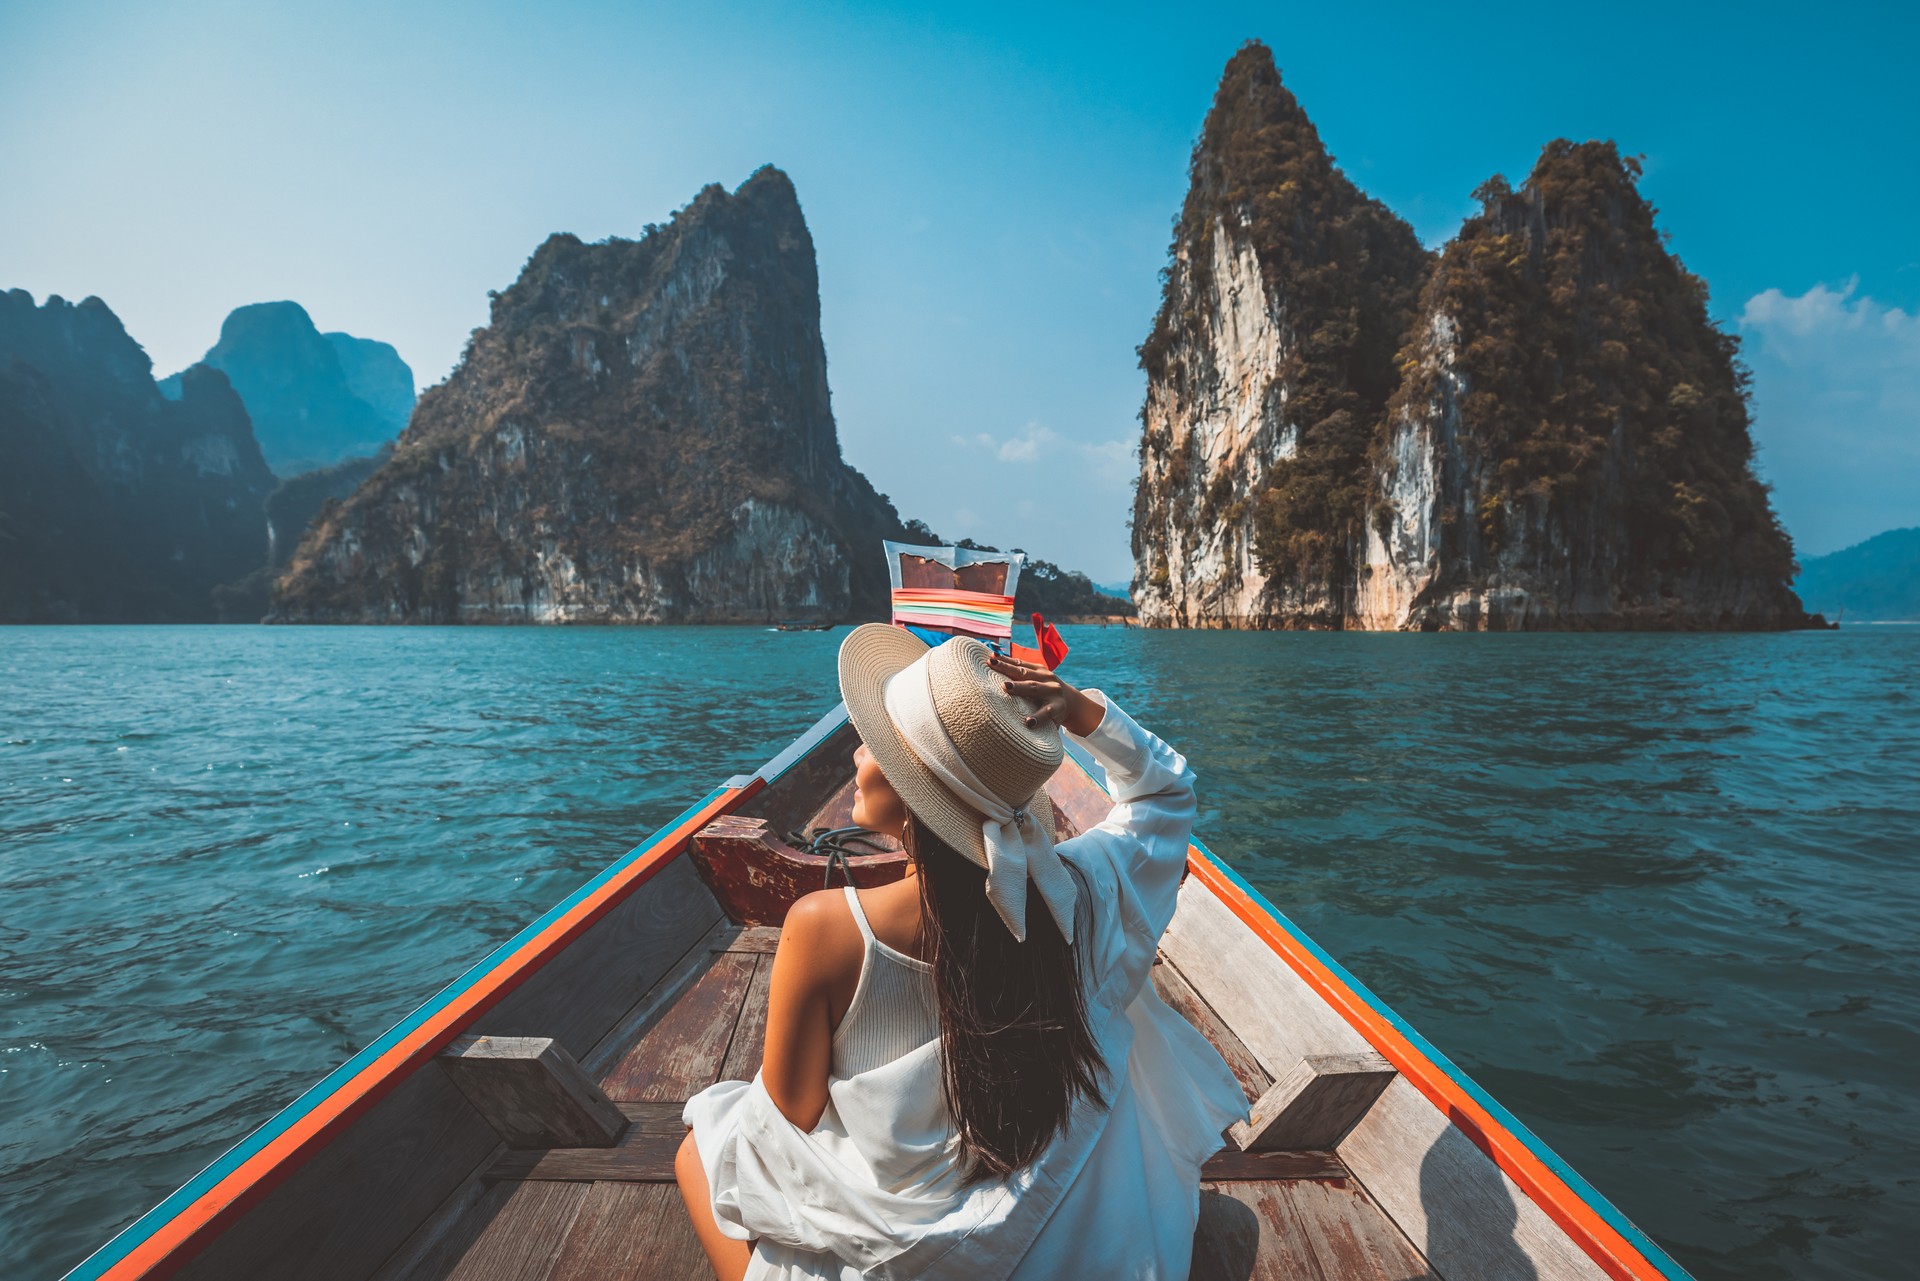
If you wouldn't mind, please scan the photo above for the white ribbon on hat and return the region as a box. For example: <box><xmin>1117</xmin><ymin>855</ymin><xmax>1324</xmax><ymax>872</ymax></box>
<box><xmin>882</xmin><ymin>664</ymin><xmax>1079</xmax><ymax>944</ymax></box>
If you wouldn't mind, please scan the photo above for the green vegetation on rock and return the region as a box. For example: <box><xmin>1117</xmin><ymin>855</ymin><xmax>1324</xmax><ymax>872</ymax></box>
<box><xmin>273</xmin><ymin>168</ymin><xmax>912</xmax><ymax>623</ymax></box>
<box><xmin>1132</xmin><ymin>41</ymin><xmax>1811</xmax><ymax>630</ymax></box>
<box><xmin>1407</xmin><ymin>142</ymin><xmax>1794</xmax><ymax>585</ymax></box>
<box><xmin>1136</xmin><ymin>42</ymin><xmax>1430</xmax><ymax>599</ymax></box>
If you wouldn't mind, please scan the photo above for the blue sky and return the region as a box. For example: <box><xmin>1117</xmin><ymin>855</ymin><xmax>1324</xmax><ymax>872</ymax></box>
<box><xmin>3</xmin><ymin>0</ymin><xmax>1914</xmax><ymax>580</ymax></box>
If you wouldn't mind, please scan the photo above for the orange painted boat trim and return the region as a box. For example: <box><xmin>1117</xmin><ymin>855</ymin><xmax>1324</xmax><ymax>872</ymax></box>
<box><xmin>81</xmin><ymin>780</ymin><xmax>759</xmax><ymax>1281</ymax></box>
<box><xmin>1185</xmin><ymin>847</ymin><xmax>1678</xmax><ymax>1281</ymax></box>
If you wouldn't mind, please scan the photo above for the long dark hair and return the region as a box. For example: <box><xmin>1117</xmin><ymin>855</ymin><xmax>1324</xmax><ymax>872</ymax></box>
<box><xmin>905</xmin><ymin>814</ymin><xmax>1107</xmax><ymax>1183</ymax></box>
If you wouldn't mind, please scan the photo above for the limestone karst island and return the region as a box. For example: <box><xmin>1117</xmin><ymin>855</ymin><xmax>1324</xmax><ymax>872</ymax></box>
<box><xmin>1133</xmin><ymin>46</ymin><xmax>1814</xmax><ymax>631</ymax></box>
<box><xmin>0</xmin><ymin>45</ymin><xmax>1857</xmax><ymax>631</ymax></box>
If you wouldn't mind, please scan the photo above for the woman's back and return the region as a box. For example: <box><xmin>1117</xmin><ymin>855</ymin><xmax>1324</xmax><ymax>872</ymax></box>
<box><xmin>680</xmin><ymin>691</ymin><xmax>1249</xmax><ymax>1280</ymax></box>
<box><xmin>831</xmin><ymin>886</ymin><xmax>939</xmax><ymax>1079</ymax></box>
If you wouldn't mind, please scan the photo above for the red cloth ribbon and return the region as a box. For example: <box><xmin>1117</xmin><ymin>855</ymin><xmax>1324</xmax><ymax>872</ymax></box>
<box><xmin>1015</xmin><ymin>613</ymin><xmax>1068</xmax><ymax>671</ymax></box>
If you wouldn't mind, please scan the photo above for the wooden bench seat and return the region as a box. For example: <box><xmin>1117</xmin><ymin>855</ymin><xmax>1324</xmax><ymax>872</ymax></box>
<box><xmin>383</xmin><ymin>924</ymin><xmax>1432</xmax><ymax>1281</ymax></box>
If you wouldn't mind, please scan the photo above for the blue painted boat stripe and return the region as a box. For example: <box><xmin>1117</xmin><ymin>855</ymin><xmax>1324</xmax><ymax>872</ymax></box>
<box><xmin>64</xmin><ymin>785</ymin><xmax>733</xmax><ymax>1281</ymax></box>
<box><xmin>1187</xmin><ymin>837</ymin><xmax>1693</xmax><ymax>1280</ymax></box>
<box><xmin>755</xmin><ymin>703</ymin><xmax>848</xmax><ymax>783</ymax></box>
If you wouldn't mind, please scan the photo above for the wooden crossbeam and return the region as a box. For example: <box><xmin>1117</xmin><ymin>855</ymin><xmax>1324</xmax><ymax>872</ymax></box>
<box><xmin>1231</xmin><ymin>1052</ymin><xmax>1397</xmax><ymax>1152</ymax></box>
<box><xmin>482</xmin><ymin>1102</ymin><xmax>1346</xmax><ymax>1185</ymax></box>
<box><xmin>438</xmin><ymin>1035</ymin><xmax>630</xmax><ymax>1150</ymax></box>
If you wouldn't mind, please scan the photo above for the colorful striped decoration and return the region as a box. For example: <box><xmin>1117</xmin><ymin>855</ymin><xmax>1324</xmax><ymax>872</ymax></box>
<box><xmin>890</xmin><ymin>587</ymin><xmax>1016</xmax><ymax>639</ymax></box>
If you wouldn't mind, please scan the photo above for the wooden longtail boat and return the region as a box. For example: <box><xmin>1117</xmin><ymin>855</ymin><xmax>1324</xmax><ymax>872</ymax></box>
<box><xmin>65</xmin><ymin>703</ymin><xmax>1694</xmax><ymax>1281</ymax></box>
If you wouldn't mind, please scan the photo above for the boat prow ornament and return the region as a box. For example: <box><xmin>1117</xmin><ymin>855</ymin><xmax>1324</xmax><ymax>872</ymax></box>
<box><xmin>884</xmin><ymin>539</ymin><xmax>1067</xmax><ymax>669</ymax></box>
<box><xmin>690</xmin><ymin>539</ymin><xmax>1076</xmax><ymax>924</ymax></box>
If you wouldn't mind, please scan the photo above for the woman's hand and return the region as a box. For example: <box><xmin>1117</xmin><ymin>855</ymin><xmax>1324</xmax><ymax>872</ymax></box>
<box><xmin>987</xmin><ymin>653</ymin><xmax>1106</xmax><ymax>738</ymax></box>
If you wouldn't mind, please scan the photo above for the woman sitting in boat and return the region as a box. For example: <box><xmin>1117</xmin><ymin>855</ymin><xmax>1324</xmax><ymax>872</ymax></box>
<box><xmin>677</xmin><ymin>623</ymin><xmax>1246</xmax><ymax>1280</ymax></box>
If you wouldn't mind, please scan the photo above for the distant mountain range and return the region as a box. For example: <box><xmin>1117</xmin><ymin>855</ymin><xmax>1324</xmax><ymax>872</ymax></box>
<box><xmin>159</xmin><ymin>301</ymin><xmax>413</xmax><ymax>475</ymax></box>
<box><xmin>1795</xmin><ymin>529</ymin><xmax>1920</xmax><ymax>621</ymax></box>
<box><xmin>0</xmin><ymin>290</ymin><xmax>274</xmax><ymax>621</ymax></box>
<box><xmin>4</xmin><ymin>259</ymin><xmax>1116</xmax><ymax>624</ymax></box>
<box><xmin>1</xmin><ymin>291</ymin><xmax>414</xmax><ymax>619</ymax></box>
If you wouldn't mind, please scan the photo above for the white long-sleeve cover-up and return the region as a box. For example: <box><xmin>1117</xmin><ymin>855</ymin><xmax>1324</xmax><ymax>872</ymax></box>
<box><xmin>682</xmin><ymin>692</ymin><xmax>1249</xmax><ymax>1281</ymax></box>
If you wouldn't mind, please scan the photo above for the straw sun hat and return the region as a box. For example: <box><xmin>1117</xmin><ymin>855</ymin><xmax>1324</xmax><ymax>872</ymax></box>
<box><xmin>838</xmin><ymin>623</ymin><xmax>1073</xmax><ymax>939</ymax></box>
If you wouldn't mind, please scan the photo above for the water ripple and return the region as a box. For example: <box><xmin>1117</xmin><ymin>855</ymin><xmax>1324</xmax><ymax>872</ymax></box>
<box><xmin>1</xmin><ymin>624</ymin><xmax>1914</xmax><ymax>1280</ymax></box>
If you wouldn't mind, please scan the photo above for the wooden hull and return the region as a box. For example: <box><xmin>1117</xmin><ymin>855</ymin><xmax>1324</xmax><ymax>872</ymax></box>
<box><xmin>64</xmin><ymin>703</ymin><xmax>1693</xmax><ymax>1281</ymax></box>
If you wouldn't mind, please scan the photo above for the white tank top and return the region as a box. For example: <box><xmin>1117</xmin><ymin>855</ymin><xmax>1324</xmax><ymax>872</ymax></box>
<box><xmin>831</xmin><ymin>885</ymin><xmax>941</xmax><ymax>1078</ymax></box>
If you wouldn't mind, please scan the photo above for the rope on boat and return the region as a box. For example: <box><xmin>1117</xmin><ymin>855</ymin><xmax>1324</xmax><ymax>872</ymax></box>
<box><xmin>788</xmin><ymin>825</ymin><xmax>892</xmax><ymax>889</ymax></box>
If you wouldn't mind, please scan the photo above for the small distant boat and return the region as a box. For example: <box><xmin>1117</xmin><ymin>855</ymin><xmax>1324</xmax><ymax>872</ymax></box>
<box><xmin>65</xmin><ymin>703</ymin><xmax>1693</xmax><ymax>1280</ymax></box>
<box><xmin>773</xmin><ymin>619</ymin><xmax>834</xmax><ymax>632</ymax></box>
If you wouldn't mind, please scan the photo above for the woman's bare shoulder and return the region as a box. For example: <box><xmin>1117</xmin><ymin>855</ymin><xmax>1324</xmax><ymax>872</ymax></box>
<box><xmin>774</xmin><ymin>889</ymin><xmax>865</xmax><ymax>979</ymax></box>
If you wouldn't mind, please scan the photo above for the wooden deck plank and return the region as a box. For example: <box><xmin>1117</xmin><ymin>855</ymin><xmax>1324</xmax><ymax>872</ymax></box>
<box><xmin>398</xmin><ymin>1179</ymin><xmax>588</xmax><ymax>1281</ymax></box>
<box><xmin>491</xmin><ymin>1114</ymin><xmax>1342</xmax><ymax>1186</ymax></box>
<box><xmin>373</xmin><ymin>1176</ymin><xmax>509</xmax><ymax>1281</ymax></box>
<box><xmin>583</xmin><ymin>919</ymin><xmax>736</xmax><ymax>1080</ymax></box>
<box><xmin>1190</xmin><ymin>1187</ymin><xmax>1267</xmax><ymax>1281</ymax></box>
<box><xmin>1340</xmin><ymin>1075</ymin><xmax>1607</xmax><ymax>1281</ymax></box>
<box><xmin>1249</xmin><ymin>1181</ymin><xmax>1339</xmax><ymax>1281</ymax></box>
<box><xmin>382</xmin><ymin>1180</ymin><xmax>517</xmax><ymax>1281</ymax></box>
<box><xmin>488</xmin><ymin>1104</ymin><xmax>686</xmax><ymax>1182</ymax></box>
<box><xmin>601</xmin><ymin>950</ymin><xmax>758</xmax><ymax>1102</ymax></box>
<box><xmin>1248</xmin><ymin>1183</ymin><xmax>1336</xmax><ymax>1281</ymax></box>
<box><xmin>1287</xmin><ymin>1177</ymin><xmax>1435</xmax><ymax>1281</ymax></box>
<box><xmin>480</xmin><ymin>857</ymin><xmax>726</xmax><ymax>1062</ymax></box>
<box><xmin>1276</xmin><ymin>1178</ymin><xmax>1431</xmax><ymax>1281</ymax></box>
<box><xmin>721</xmin><ymin>954</ymin><xmax>773</xmax><ymax>1081</ymax></box>
<box><xmin>1153</xmin><ymin>955</ymin><xmax>1272</xmax><ymax>1103</ymax></box>
<box><xmin>714</xmin><ymin>925</ymin><xmax>783</xmax><ymax>954</ymax></box>
<box><xmin>1159</xmin><ymin>880</ymin><xmax>1374</xmax><ymax>1078</ymax></box>
<box><xmin>370</xmin><ymin>1165</ymin><xmax>503</xmax><ymax>1281</ymax></box>
<box><xmin>1194</xmin><ymin>1179</ymin><xmax>1431</xmax><ymax>1281</ymax></box>
<box><xmin>547</xmin><ymin>1182</ymin><xmax>709</xmax><ymax>1281</ymax></box>
<box><xmin>1200</xmin><ymin>1148</ymin><xmax>1346</xmax><ymax>1182</ymax></box>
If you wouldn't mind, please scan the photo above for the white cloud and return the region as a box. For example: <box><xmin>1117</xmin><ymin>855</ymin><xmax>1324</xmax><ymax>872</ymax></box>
<box><xmin>932</xmin><ymin>423</ymin><xmax>1140</xmax><ymax>579</ymax></box>
<box><xmin>956</xmin><ymin>424</ymin><xmax>1136</xmax><ymax>484</ymax></box>
<box><xmin>1738</xmin><ymin>280</ymin><xmax>1920</xmax><ymax>557</ymax></box>
<box><xmin>1078</xmin><ymin>437</ymin><xmax>1136</xmax><ymax>487</ymax></box>
<box><xmin>954</xmin><ymin>423</ymin><xmax>1058</xmax><ymax>462</ymax></box>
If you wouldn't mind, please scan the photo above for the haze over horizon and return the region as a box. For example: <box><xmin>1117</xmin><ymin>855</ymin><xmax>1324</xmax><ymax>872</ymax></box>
<box><xmin>4</xmin><ymin>0</ymin><xmax>1914</xmax><ymax>581</ymax></box>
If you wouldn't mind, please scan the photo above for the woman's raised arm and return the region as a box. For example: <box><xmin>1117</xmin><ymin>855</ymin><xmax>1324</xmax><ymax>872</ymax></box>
<box><xmin>990</xmin><ymin>654</ymin><xmax>1198</xmax><ymax>1008</ymax></box>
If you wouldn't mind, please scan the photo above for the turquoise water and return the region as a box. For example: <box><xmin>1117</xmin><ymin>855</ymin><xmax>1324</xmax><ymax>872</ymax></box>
<box><xmin>2</xmin><ymin>625</ymin><xmax>1915</xmax><ymax>1279</ymax></box>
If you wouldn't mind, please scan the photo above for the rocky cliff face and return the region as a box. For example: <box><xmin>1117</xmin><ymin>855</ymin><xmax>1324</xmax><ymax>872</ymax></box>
<box><xmin>1132</xmin><ymin>44</ymin><xmax>1431</xmax><ymax>627</ymax></box>
<box><xmin>271</xmin><ymin>167</ymin><xmax>907</xmax><ymax>624</ymax></box>
<box><xmin>160</xmin><ymin>301</ymin><xmax>412</xmax><ymax>474</ymax></box>
<box><xmin>0</xmin><ymin>290</ymin><xmax>275</xmax><ymax>621</ymax></box>
<box><xmin>1133</xmin><ymin>43</ymin><xmax>1814</xmax><ymax>631</ymax></box>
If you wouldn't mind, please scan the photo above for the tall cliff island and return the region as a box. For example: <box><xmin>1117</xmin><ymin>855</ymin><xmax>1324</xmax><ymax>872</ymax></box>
<box><xmin>271</xmin><ymin>166</ymin><xmax>907</xmax><ymax>624</ymax></box>
<box><xmin>1132</xmin><ymin>43</ymin><xmax>1817</xmax><ymax>631</ymax></box>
